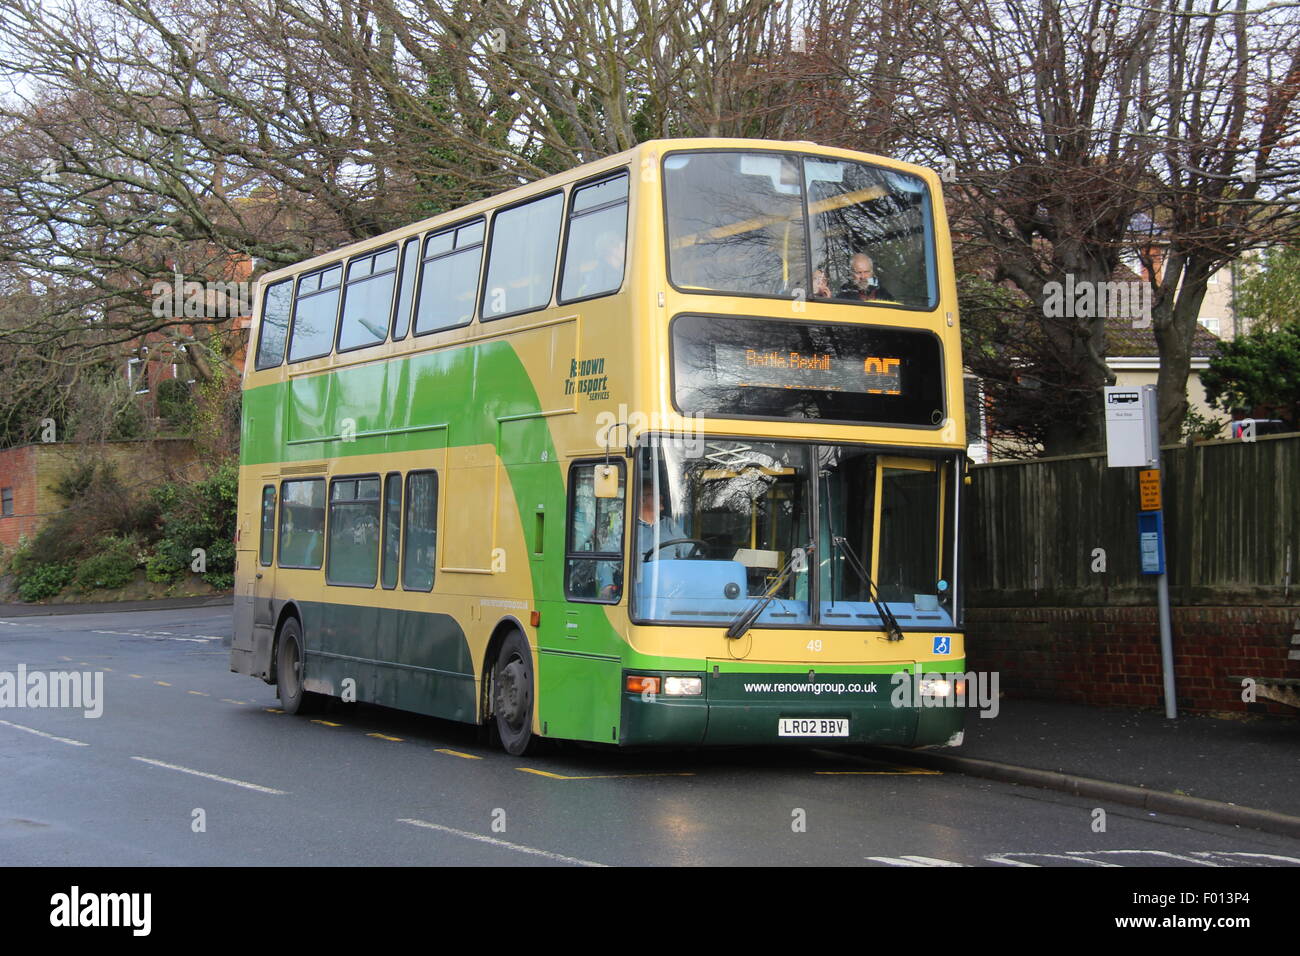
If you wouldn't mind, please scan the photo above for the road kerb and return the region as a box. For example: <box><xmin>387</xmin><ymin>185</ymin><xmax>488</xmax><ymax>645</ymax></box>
<box><xmin>855</xmin><ymin>746</ymin><xmax>1300</xmax><ymax>840</ymax></box>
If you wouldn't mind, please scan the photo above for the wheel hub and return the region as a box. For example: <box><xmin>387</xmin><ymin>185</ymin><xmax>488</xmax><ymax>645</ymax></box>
<box><xmin>497</xmin><ymin>658</ymin><xmax>529</xmax><ymax>727</ymax></box>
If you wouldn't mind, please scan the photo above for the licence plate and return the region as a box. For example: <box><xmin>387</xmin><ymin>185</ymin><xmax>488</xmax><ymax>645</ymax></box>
<box><xmin>778</xmin><ymin>718</ymin><xmax>849</xmax><ymax>737</ymax></box>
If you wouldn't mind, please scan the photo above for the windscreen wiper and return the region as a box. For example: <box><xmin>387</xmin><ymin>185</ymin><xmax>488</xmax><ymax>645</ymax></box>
<box><xmin>830</xmin><ymin>535</ymin><xmax>904</xmax><ymax>642</ymax></box>
<box><xmin>725</xmin><ymin>542</ymin><xmax>814</xmax><ymax>640</ymax></box>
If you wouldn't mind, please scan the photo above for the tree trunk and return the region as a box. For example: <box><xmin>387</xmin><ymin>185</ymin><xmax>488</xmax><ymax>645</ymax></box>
<box><xmin>1154</xmin><ymin>276</ymin><xmax>1209</xmax><ymax>445</ymax></box>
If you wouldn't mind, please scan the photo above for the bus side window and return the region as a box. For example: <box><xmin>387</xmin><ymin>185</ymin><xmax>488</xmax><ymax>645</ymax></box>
<box><xmin>326</xmin><ymin>476</ymin><xmax>381</xmax><ymax>587</ymax></box>
<box><xmin>338</xmin><ymin>246</ymin><xmax>398</xmax><ymax>352</ymax></box>
<box><xmin>481</xmin><ymin>192</ymin><xmax>564</xmax><ymax>320</ymax></box>
<box><xmin>259</xmin><ymin>485</ymin><xmax>276</xmax><ymax>567</ymax></box>
<box><xmin>402</xmin><ymin>471</ymin><xmax>438</xmax><ymax>591</ymax></box>
<box><xmin>565</xmin><ymin>461</ymin><xmax>625</xmax><ymax>603</ymax></box>
<box><xmin>254</xmin><ymin>279</ymin><xmax>292</xmax><ymax>370</ymax></box>
<box><xmin>559</xmin><ymin>171</ymin><xmax>629</xmax><ymax>303</ymax></box>
<box><xmin>414</xmin><ymin>219</ymin><xmax>484</xmax><ymax>335</ymax></box>
<box><xmin>278</xmin><ymin>478</ymin><xmax>326</xmax><ymax>569</ymax></box>
<box><xmin>288</xmin><ymin>265</ymin><xmax>342</xmax><ymax>362</ymax></box>
<box><xmin>391</xmin><ymin>238</ymin><xmax>420</xmax><ymax>341</ymax></box>
<box><xmin>381</xmin><ymin>472</ymin><xmax>402</xmax><ymax>589</ymax></box>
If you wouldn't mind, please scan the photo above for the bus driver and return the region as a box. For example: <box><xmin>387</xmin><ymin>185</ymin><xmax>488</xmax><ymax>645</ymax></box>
<box><xmin>602</xmin><ymin>479</ymin><xmax>692</xmax><ymax>599</ymax></box>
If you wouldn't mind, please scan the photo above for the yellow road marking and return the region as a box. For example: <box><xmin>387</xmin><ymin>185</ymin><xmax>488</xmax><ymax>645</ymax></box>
<box><xmin>436</xmin><ymin>748</ymin><xmax>482</xmax><ymax>760</ymax></box>
<box><xmin>311</xmin><ymin>719</ymin><xmax>341</xmax><ymax>727</ymax></box>
<box><xmin>129</xmin><ymin>674</ymin><xmax>143</xmax><ymax>679</ymax></box>
<box><xmin>221</xmin><ymin>699</ymin><xmax>246</xmax><ymax>705</ymax></box>
<box><xmin>265</xmin><ymin>707</ymin><xmax>284</xmax><ymax>714</ymax></box>
<box><xmin>102</xmin><ymin>667</ymin><xmax>112</xmax><ymax>671</ymax></box>
<box><xmin>516</xmin><ymin>768</ymin><xmax>695</xmax><ymax>780</ymax></box>
<box><xmin>187</xmin><ymin>690</ymin><xmax>209</xmax><ymax>696</ymax></box>
<box><xmin>367</xmin><ymin>732</ymin><xmax>402</xmax><ymax>742</ymax></box>
<box><xmin>155</xmin><ymin>681</ymin><xmax>171</xmax><ymax>686</ymax></box>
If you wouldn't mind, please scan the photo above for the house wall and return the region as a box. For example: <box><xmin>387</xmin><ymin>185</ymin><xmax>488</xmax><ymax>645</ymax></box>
<box><xmin>1199</xmin><ymin>265</ymin><xmax>1238</xmax><ymax>338</ymax></box>
<box><xmin>0</xmin><ymin>445</ymin><xmax>39</xmax><ymax>553</ymax></box>
<box><xmin>0</xmin><ymin>440</ymin><xmax>200</xmax><ymax>554</ymax></box>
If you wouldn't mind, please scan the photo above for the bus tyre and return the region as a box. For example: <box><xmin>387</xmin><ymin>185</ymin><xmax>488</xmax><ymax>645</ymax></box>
<box><xmin>492</xmin><ymin>631</ymin><xmax>535</xmax><ymax>755</ymax></box>
<box><xmin>276</xmin><ymin>619</ymin><xmax>312</xmax><ymax>716</ymax></box>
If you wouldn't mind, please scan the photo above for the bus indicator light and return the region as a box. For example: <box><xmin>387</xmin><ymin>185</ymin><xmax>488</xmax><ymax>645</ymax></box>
<box><xmin>626</xmin><ymin>676</ymin><xmax>660</xmax><ymax>695</ymax></box>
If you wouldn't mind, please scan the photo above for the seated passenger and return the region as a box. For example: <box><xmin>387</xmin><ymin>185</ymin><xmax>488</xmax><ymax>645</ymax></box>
<box><xmin>837</xmin><ymin>253</ymin><xmax>895</xmax><ymax>302</ymax></box>
<box><xmin>812</xmin><ymin>268</ymin><xmax>832</xmax><ymax>298</ymax></box>
<box><xmin>576</xmin><ymin>231</ymin><xmax>625</xmax><ymax>297</ymax></box>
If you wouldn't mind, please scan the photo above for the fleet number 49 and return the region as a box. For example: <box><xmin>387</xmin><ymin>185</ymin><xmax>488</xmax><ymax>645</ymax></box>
<box><xmin>806</xmin><ymin>639</ymin><xmax>823</xmax><ymax>652</ymax></box>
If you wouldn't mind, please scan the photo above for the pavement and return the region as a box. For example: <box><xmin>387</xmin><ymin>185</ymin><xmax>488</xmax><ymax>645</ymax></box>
<box><xmin>866</xmin><ymin>697</ymin><xmax>1300</xmax><ymax>837</ymax></box>
<box><xmin>0</xmin><ymin>595</ymin><xmax>233</xmax><ymax>617</ymax></box>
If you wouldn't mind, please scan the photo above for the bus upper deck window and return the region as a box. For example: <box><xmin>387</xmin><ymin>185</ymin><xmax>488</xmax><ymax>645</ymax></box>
<box><xmin>664</xmin><ymin>150</ymin><xmax>936</xmax><ymax>310</ymax></box>
<box><xmin>804</xmin><ymin>161</ymin><xmax>936</xmax><ymax>310</ymax></box>
<box><xmin>338</xmin><ymin>247</ymin><xmax>399</xmax><ymax>352</ymax></box>
<box><xmin>560</xmin><ymin>172</ymin><xmax>629</xmax><ymax>303</ymax></box>
<box><xmin>414</xmin><ymin>219</ymin><xmax>484</xmax><ymax>335</ymax></box>
<box><xmin>288</xmin><ymin>265</ymin><xmax>342</xmax><ymax>362</ymax></box>
<box><xmin>664</xmin><ymin>152</ymin><xmax>805</xmax><ymax>298</ymax></box>
<box><xmin>254</xmin><ymin>279</ymin><xmax>293</xmax><ymax>369</ymax></box>
<box><xmin>481</xmin><ymin>192</ymin><xmax>564</xmax><ymax>320</ymax></box>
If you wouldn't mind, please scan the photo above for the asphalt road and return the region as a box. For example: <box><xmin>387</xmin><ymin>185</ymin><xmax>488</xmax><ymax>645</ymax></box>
<box><xmin>1</xmin><ymin>606</ymin><xmax>1297</xmax><ymax>868</ymax></box>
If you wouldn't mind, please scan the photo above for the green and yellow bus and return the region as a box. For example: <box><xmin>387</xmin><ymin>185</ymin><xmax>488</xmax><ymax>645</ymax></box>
<box><xmin>232</xmin><ymin>138</ymin><xmax>968</xmax><ymax>753</ymax></box>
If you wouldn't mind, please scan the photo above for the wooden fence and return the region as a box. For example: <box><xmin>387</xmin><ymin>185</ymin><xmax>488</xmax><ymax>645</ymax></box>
<box><xmin>965</xmin><ymin>433</ymin><xmax>1300</xmax><ymax>607</ymax></box>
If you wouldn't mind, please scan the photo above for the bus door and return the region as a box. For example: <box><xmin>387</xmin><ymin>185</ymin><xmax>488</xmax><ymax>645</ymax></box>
<box><xmin>253</xmin><ymin>479</ymin><xmax>280</xmax><ymax>630</ymax></box>
<box><xmin>232</xmin><ymin>478</ymin><xmax>280</xmax><ymax>680</ymax></box>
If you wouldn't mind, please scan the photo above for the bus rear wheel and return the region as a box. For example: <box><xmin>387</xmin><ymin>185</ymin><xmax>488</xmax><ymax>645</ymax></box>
<box><xmin>492</xmin><ymin>631</ymin><xmax>535</xmax><ymax>755</ymax></box>
<box><xmin>276</xmin><ymin>619</ymin><xmax>312</xmax><ymax>715</ymax></box>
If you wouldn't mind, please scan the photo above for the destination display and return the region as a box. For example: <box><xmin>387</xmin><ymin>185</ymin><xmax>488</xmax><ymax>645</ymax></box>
<box><xmin>673</xmin><ymin>314</ymin><xmax>945</xmax><ymax>426</ymax></box>
<box><xmin>714</xmin><ymin>345</ymin><xmax>903</xmax><ymax>394</ymax></box>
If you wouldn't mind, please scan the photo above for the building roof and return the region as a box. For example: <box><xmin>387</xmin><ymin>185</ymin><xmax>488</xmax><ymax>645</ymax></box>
<box><xmin>1106</xmin><ymin>314</ymin><xmax>1222</xmax><ymax>359</ymax></box>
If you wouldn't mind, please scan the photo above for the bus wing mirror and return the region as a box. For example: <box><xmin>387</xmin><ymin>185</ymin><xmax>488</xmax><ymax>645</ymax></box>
<box><xmin>594</xmin><ymin>464</ymin><xmax>621</xmax><ymax>499</ymax></box>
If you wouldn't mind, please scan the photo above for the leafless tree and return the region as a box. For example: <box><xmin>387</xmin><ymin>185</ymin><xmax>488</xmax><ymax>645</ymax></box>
<box><xmin>871</xmin><ymin>0</ymin><xmax>1300</xmax><ymax>452</ymax></box>
<box><xmin>0</xmin><ymin>0</ymin><xmax>813</xmax><ymax>433</ymax></box>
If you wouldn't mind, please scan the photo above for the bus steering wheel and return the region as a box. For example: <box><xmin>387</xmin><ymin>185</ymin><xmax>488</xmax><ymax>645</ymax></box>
<box><xmin>645</xmin><ymin>538</ymin><xmax>709</xmax><ymax>560</ymax></box>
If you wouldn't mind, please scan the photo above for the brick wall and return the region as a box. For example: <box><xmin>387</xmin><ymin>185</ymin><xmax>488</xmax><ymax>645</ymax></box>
<box><xmin>0</xmin><ymin>444</ymin><xmax>38</xmax><ymax>552</ymax></box>
<box><xmin>0</xmin><ymin>440</ymin><xmax>199</xmax><ymax>554</ymax></box>
<box><xmin>967</xmin><ymin>605</ymin><xmax>1300</xmax><ymax>716</ymax></box>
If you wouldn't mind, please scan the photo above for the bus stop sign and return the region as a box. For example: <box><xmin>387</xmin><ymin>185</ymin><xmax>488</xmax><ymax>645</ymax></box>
<box><xmin>1104</xmin><ymin>385</ymin><xmax>1158</xmax><ymax>468</ymax></box>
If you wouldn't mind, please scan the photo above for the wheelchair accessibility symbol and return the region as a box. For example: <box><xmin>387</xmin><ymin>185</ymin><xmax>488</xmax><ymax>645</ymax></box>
<box><xmin>933</xmin><ymin>636</ymin><xmax>951</xmax><ymax>655</ymax></box>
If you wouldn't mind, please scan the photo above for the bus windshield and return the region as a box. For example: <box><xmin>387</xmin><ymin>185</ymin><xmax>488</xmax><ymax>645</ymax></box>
<box><xmin>630</xmin><ymin>437</ymin><xmax>957</xmax><ymax>629</ymax></box>
<box><xmin>664</xmin><ymin>150</ymin><xmax>936</xmax><ymax>309</ymax></box>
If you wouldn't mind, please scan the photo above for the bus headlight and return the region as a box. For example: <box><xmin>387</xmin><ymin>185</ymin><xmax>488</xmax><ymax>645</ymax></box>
<box><xmin>663</xmin><ymin>677</ymin><xmax>703</xmax><ymax>696</ymax></box>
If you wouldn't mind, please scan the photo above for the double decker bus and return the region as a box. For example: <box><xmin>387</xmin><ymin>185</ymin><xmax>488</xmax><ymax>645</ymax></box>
<box><xmin>232</xmin><ymin>138</ymin><xmax>967</xmax><ymax>753</ymax></box>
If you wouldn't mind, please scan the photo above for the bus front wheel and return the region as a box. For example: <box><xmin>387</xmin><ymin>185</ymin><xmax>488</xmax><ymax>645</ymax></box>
<box><xmin>492</xmin><ymin>631</ymin><xmax>534</xmax><ymax>755</ymax></box>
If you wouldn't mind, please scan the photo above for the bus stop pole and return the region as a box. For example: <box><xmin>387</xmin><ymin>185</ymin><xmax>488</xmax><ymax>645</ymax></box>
<box><xmin>1106</xmin><ymin>384</ymin><xmax>1177</xmax><ymax>719</ymax></box>
<box><xmin>1148</xmin><ymin>394</ymin><xmax>1177</xmax><ymax>720</ymax></box>
<box><xmin>1157</xmin><ymin>568</ymin><xmax>1176</xmax><ymax>719</ymax></box>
